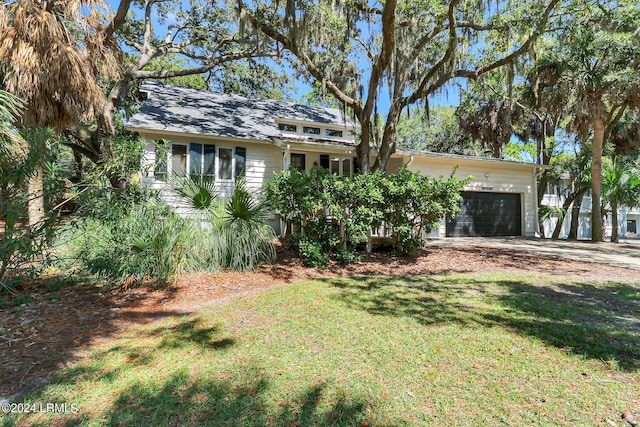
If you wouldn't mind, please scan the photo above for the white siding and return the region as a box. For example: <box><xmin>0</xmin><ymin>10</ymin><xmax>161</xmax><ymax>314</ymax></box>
<box><xmin>406</xmin><ymin>156</ymin><xmax>538</xmax><ymax>237</ymax></box>
<box><xmin>138</xmin><ymin>133</ymin><xmax>281</xmax><ymax>219</ymax></box>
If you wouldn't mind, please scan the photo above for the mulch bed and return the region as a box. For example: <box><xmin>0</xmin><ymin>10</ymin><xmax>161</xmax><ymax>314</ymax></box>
<box><xmin>1</xmin><ymin>245</ymin><xmax>637</xmax><ymax>399</ymax></box>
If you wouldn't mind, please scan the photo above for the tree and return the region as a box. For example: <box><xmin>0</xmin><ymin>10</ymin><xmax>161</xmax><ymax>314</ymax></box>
<box><xmin>0</xmin><ymin>0</ymin><xmax>115</xmax><ymax>132</ymax></box>
<box><xmin>396</xmin><ymin>106</ymin><xmax>478</xmax><ymax>155</ymax></box>
<box><xmin>534</xmin><ymin>1</ymin><xmax>640</xmax><ymax>241</ymax></box>
<box><xmin>0</xmin><ymin>0</ymin><xmax>116</xmax><ymax>221</ymax></box>
<box><xmin>548</xmin><ymin>148</ymin><xmax>591</xmax><ymax>240</ymax></box>
<box><xmin>602</xmin><ymin>158</ymin><xmax>640</xmax><ymax>243</ymax></box>
<box><xmin>0</xmin><ymin>0</ymin><xmax>279</xmax><ymax>188</ymax></box>
<box><xmin>0</xmin><ymin>90</ymin><xmax>24</xmax><ymax>156</ymax></box>
<box><xmin>239</xmin><ymin>0</ymin><xmax>561</xmax><ymax>173</ymax></box>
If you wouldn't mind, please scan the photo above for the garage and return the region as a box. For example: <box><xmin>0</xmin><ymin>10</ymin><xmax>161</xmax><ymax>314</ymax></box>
<box><xmin>446</xmin><ymin>192</ymin><xmax>522</xmax><ymax>237</ymax></box>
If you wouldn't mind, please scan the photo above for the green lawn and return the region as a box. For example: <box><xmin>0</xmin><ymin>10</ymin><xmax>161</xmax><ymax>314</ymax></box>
<box><xmin>4</xmin><ymin>272</ymin><xmax>640</xmax><ymax>426</ymax></box>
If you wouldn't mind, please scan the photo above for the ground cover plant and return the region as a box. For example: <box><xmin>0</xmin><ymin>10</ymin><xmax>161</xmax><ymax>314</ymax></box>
<box><xmin>4</xmin><ymin>271</ymin><xmax>639</xmax><ymax>426</ymax></box>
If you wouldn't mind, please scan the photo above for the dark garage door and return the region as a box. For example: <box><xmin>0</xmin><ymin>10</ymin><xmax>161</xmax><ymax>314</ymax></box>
<box><xmin>446</xmin><ymin>192</ymin><xmax>522</xmax><ymax>237</ymax></box>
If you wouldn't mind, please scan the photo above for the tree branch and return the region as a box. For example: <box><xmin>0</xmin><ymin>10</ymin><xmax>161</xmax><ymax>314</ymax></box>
<box><xmin>132</xmin><ymin>51</ymin><xmax>273</xmax><ymax>79</ymax></box>
<box><xmin>404</xmin><ymin>0</ymin><xmax>460</xmax><ymax>106</ymax></box>
<box><xmin>409</xmin><ymin>21</ymin><xmax>493</xmax><ymax>61</ymax></box>
<box><xmin>353</xmin><ymin>1</ymin><xmax>383</xmax><ymax>16</ymax></box>
<box><xmin>456</xmin><ymin>0</ymin><xmax>561</xmax><ymax>80</ymax></box>
<box><xmin>238</xmin><ymin>0</ymin><xmax>362</xmax><ymax>115</ymax></box>
<box><xmin>103</xmin><ymin>0</ymin><xmax>133</xmax><ymax>41</ymax></box>
<box><xmin>409</xmin><ymin>0</ymin><xmax>560</xmax><ymax>104</ymax></box>
<box><xmin>363</xmin><ymin>0</ymin><xmax>397</xmax><ymax>118</ymax></box>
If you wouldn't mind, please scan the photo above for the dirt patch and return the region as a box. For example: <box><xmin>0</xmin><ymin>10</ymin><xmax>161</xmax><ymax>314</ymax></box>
<box><xmin>1</xmin><ymin>245</ymin><xmax>637</xmax><ymax>398</ymax></box>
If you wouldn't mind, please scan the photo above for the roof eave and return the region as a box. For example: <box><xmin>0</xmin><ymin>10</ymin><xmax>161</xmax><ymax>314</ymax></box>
<box><xmin>397</xmin><ymin>149</ymin><xmax>548</xmax><ymax>169</ymax></box>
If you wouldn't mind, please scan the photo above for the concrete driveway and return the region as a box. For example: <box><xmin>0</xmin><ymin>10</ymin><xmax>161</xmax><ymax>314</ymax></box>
<box><xmin>425</xmin><ymin>236</ymin><xmax>640</xmax><ymax>270</ymax></box>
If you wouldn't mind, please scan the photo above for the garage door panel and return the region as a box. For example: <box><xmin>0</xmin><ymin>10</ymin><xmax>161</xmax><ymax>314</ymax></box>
<box><xmin>446</xmin><ymin>192</ymin><xmax>522</xmax><ymax>237</ymax></box>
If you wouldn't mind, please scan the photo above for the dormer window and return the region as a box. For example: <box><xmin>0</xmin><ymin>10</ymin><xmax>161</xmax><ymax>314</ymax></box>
<box><xmin>303</xmin><ymin>126</ymin><xmax>321</xmax><ymax>135</ymax></box>
<box><xmin>278</xmin><ymin>123</ymin><xmax>297</xmax><ymax>132</ymax></box>
<box><xmin>326</xmin><ymin>129</ymin><xmax>343</xmax><ymax>137</ymax></box>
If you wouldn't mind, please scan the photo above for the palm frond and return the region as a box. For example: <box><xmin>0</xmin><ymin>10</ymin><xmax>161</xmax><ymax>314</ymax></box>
<box><xmin>0</xmin><ymin>90</ymin><xmax>26</xmax><ymax>157</ymax></box>
<box><xmin>225</xmin><ymin>178</ymin><xmax>268</xmax><ymax>228</ymax></box>
<box><xmin>171</xmin><ymin>175</ymin><xmax>218</xmax><ymax>211</ymax></box>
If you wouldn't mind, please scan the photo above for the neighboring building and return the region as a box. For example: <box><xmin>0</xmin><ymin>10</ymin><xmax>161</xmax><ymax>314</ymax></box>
<box><xmin>541</xmin><ymin>176</ymin><xmax>637</xmax><ymax>239</ymax></box>
<box><xmin>126</xmin><ymin>83</ymin><xmax>542</xmax><ymax>237</ymax></box>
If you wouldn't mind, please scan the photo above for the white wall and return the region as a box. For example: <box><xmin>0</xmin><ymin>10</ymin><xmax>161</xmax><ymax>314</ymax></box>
<box><xmin>138</xmin><ymin>133</ymin><xmax>282</xmax><ymax>227</ymax></box>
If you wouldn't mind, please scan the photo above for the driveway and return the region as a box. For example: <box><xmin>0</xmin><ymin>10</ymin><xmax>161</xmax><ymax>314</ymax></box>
<box><xmin>425</xmin><ymin>237</ymin><xmax>640</xmax><ymax>270</ymax></box>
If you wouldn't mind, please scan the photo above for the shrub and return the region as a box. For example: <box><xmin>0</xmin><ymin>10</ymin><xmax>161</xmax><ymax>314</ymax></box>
<box><xmin>56</xmin><ymin>178</ymin><xmax>277</xmax><ymax>286</ymax></box>
<box><xmin>265</xmin><ymin>165</ymin><xmax>470</xmax><ymax>260</ymax></box>
<box><xmin>335</xmin><ymin>248</ymin><xmax>361</xmax><ymax>264</ymax></box>
<box><xmin>298</xmin><ymin>237</ymin><xmax>329</xmax><ymax>268</ymax></box>
<box><xmin>56</xmin><ymin>196</ymin><xmax>184</xmax><ymax>285</ymax></box>
<box><xmin>0</xmin><ymin>128</ymin><xmax>59</xmax><ymax>292</ymax></box>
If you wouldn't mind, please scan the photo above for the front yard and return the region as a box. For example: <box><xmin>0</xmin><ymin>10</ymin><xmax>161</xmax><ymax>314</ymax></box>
<box><xmin>2</xmin><ymin>249</ymin><xmax>639</xmax><ymax>426</ymax></box>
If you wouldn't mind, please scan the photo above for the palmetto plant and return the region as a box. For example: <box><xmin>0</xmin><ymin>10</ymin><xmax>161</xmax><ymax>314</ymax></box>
<box><xmin>172</xmin><ymin>176</ymin><xmax>276</xmax><ymax>271</ymax></box>
<box><xmin>0</xmin><ymin>90</ymin><xmax>25</xmax><ymax>157</ymax></box>
<box><xmin>225</xmin><ymin>178</ymin><xmax>268</xmax><ymax>227</ymax></box>
<box><xmin>602</xmin><ymin>159</ymin><xmax>640</xmax><ymax>243</ymax></box>
<box><xmin>171</xmin><ymin>175</ymin><xmax>218</xmax><ymax>211</ymax></box>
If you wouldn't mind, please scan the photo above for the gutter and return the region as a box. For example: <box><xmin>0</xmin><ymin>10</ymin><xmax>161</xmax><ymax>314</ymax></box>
<box><xmin>273</xmin><ymin>137</ymin><xmax>355</xmax><ymax>153</ymax></box>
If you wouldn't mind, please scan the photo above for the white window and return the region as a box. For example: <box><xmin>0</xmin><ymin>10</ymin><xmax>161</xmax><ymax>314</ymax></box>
<box><xmin>171</xmin><ymin>144</ymin><xmax>187</xmax><ymax>177</ymax></box>
<box><xmin>157</xmin><ymin>142</ymin><xmax>246</xmax><ymax>181</ymax></box>
<box><xmin>278</xmin><ymin>123</ymin><xmax>297</xmax><ymax>132</ymax></box>
<box><xmin>218</xmin><ymin>147</ymin><xmax>233</xmax><ymax>180</ymax></box>
<box><xmin>303</xmin><ymin>126</ymin><xmax>321</xmax><ymax>135</ymax></box>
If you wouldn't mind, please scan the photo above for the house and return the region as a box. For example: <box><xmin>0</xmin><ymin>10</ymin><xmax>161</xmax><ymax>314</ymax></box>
<box><xmin>542</xmin><ymin>177</ymin><xmax>638</xmax><ymax>239</ymax></box>
<box><xmin>126</xmin><ymin>83</ymin><xmax>542</xmax><ymax>237</ymax></box>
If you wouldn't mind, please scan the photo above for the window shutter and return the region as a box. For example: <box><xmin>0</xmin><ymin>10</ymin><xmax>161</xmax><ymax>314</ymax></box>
<box><xmin>204</xmin><ymin>145</ymin><xmax>216</xmax><ymax>178</ymax></box>
<box><xmin>235</xmin><ymin>147</ymin><xmax>246</xmax><ymax>178</ymax></box>
<box><xmin>189</xmin><ymin>143</ymin><xmax>202</xmax><ymax>179</ymax></box>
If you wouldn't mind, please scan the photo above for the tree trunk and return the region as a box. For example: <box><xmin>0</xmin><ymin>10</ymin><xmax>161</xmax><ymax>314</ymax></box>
<box><xmin>357</xmin><ymin>116</ymin><xmax>371</xmax><ymax>174</ymax></box>
<box><xmin>551</xmin><ymin>191</ymin><xmax>578</xmax><ymax>239</ymax></box>
<box><xmin>73</xmin><ymin>150</ymin><xmax>83</xmax><ymax>182</ymax></box>
<box><xmin>492</xmin><ymin>142</ymin><xmax>501</xmax><ymax>158</ymax></box>
<box><xmin>28</xmin><ymin>166</ymin><xmax>44</xmax><ymax>226</ymax></box>
<box><xmin>568</xmin><ymin>191</ymin><xmax>584</xmax><ymax>239</ymax></box>
<box><xmin>591</xmin><ymin>117</ymin><xmax>605</xmax><ymax>242</ymax></box>
<box><xmin>373</xmin><ymin>102</ymin><xmax>402</xmax><ymax>172</ymax></box>
<box><xmin>104</xmin><ymin>79</ymin><xmax>133</xmax><ymax>136</ymax></box>
<box><xmin>610</xmin><ymin>201</ymin><xmax>619</xmax><ymax>243</ymax></box>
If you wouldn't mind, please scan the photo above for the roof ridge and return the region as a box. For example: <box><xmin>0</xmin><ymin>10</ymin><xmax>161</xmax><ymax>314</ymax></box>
<box><xmin>140</xmin><ymin>81</ymin><xmax>348</xmax><ymax>116</ymax></box>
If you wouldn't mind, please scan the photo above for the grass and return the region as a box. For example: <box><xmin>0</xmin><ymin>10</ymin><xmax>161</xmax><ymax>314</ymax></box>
<box><xmin>3</xmin><ymin>272</ymin><xmax>640</xmax><ymax>426</ymax></box>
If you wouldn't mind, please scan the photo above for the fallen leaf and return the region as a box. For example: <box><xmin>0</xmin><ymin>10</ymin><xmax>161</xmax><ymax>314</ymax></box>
<box><xmin>622</xmin><ymin>411</ymin><xmax>639</xmax><ymax>426</ymax></box>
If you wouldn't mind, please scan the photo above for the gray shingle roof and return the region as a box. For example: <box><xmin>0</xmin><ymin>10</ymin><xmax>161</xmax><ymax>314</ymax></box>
<box><xmin>126</xmin><ymin>82</ymin><xmax>354</xmax><ymax>141</ymax></box>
